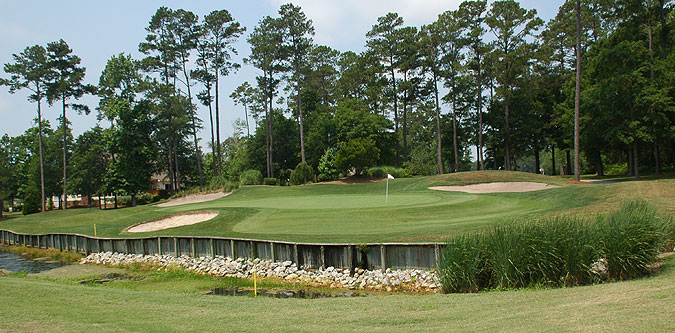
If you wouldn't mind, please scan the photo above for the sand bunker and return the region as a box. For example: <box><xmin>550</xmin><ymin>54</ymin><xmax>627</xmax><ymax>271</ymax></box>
<box><xmin>429</xmin><ymin>182</ymin><xmax>560</xmax><ymax>194</ymax></box>
<box><xmin>127</xmin><ymin>211</ymin><xmax>219</xmax><ymax>233</ymax></box>
<box><xmin>155</xmin><ymin>192</ymin><xmax>229</xmax><ymax>208</ymax></box>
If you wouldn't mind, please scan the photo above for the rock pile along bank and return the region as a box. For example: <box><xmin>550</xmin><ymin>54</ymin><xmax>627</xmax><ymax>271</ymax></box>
<box><xmin>81</xmin><ymin>252</ymin><xmax>439</xmax><ymax>292</ymax></box>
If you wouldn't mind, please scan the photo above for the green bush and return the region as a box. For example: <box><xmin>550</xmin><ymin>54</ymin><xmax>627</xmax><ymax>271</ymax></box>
<box><xmin>366</xmin><ymin>166</ymin><xmax>411</xmax><ymax>179</ymax></box>
<box><xmin>239</xmin><ymin>169</ymin><xmax>263</xmax><ymax>185</ymax></box>
<box><xmin>290</xmin><ymin>162</ymin><xmax>314</xmax><ymax>185</ymax></box>
<box><xmin>603</xmin><ymin>163</ymin><xmax>628</xmax><ymax>176</ymax></box>
<box><xmin>117</xmin><ymin>196</ymin><xmax>131</xmax><ymax>207</ymax></box>
<box><xmin>264</xmin><ymin>177</ymin><xmax>279</xmax><ymax>186</ymax></box>
<box><xmin>136</xmin><ymin>192</ymin><xmax>160</xmax><ymax>205</ymax></box>
<box><xmin>224</xmin><ymin>181</ymin><xmax>240</xmax><ymax>192</ymax></box>
<box><xmin>207</xmin><ymin>175</ymin><xmax>228</xmax><ymax>190</ymax></box>
<box><xmin>438</xmin><ymin>200</ymin><xmax>673</xmax><ymax>293</ymax></box>
<box><xmin>22</xmin><ymin>189</ymin><xmax>41</xmax><ymax>215</ymax></box>
<box><xmin>317</xmin><ymin>148</ymin><xmax>339</xmax><ymax>181</ymax></box>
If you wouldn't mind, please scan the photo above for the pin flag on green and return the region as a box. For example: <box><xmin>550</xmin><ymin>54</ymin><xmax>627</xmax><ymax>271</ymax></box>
<box><xmin>386</xmin><ymin>174</ymin><xmax>395</xmax><ymax>203</ymax></box>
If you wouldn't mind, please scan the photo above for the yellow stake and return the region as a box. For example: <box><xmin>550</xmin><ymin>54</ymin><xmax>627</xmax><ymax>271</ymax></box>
<box><xmin>253</xmin><ymin>269</ymin><xmax>257</xmax><ymax>297</ymax></box>
<box><xmin>94</xmin><ymin>224</ymin><xmax>97</xmax><ymax>237</ymax></box>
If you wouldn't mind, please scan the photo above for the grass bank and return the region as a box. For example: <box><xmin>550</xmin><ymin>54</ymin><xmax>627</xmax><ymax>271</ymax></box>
<box><xmin>0</xmin><ymin>254</ymin><xmax>673</xmax><ymax>331</ymax></box>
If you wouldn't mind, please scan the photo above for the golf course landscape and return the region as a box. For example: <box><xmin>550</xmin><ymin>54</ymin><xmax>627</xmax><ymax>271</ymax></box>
<box><xmin>4</xmin><ymin>171</ymin><xmax>672</xmax><ymax>244</ymax></box>
<box><xmin>0</xmin><ymin>171</ymin><xmax>674</xmax><ymax>331</ymax></box>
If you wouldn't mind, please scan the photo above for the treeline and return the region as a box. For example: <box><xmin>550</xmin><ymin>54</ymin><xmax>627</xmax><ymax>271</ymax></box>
<box><xmin>1</xmin><ymin>0</ymin><xmax>674</xmax><ymax>215</ymax></box>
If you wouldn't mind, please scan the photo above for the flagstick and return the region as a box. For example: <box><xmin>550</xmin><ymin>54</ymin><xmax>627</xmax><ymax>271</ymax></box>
<box><xmin>386</xmin><ymin>178</ymin><xmax>389</xmax><ymax>203</ymax></box>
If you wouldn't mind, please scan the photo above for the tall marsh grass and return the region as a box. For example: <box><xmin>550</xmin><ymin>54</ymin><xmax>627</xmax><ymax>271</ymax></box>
<box><xmin>438</xmin><ymin>200</ymin><xmax>674</xmax><ymax>293</ymax></box>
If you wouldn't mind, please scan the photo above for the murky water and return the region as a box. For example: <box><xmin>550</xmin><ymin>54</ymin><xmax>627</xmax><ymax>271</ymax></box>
<box><xmin>0</xmin><ymin>251</ymin><xmax>64</xmax><ymax>273</ymax></box>
<box><xmin>207</xmin><ymin>287</ymin><xmax>370</xmax><ymax>299</ymax></box>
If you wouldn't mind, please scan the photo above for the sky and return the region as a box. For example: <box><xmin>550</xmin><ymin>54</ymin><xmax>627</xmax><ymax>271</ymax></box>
<box><xmin>0</xmin><ymin>0</ymin><xmax>564</xmax><ymax>148</ymax></box>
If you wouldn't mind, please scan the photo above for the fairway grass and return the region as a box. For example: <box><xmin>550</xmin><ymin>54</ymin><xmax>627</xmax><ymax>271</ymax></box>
<box><xmin>1</xmin><ymin>171</ymin><xmax>673</xmax><ymax>243</ymax></box>
<box><xmin>0</xmin><ymin>255</ymin><xmax>673</xmax><ymax>331</ymax></box>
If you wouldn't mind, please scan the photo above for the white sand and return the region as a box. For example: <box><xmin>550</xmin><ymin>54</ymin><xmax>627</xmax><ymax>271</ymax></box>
<box><xmin>155</xmin><ymin>192</ymin><xmax>230</xmax><ymax>208</ymax></box>
<box><xmin>127</xmin><ymin>211</ymin><xmax>219</xmax><ymax>233</ymax></box>
<box><xmin>429</xmin><ymin>182</ymin><xmax>560</xmax><ymax>194</ymax></box>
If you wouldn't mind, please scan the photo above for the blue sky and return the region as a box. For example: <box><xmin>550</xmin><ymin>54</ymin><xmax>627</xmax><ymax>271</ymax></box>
<box><xmin>0</xmin><ymin>0</ymin><xmax>564</xmax><ymax>146</ymax></box>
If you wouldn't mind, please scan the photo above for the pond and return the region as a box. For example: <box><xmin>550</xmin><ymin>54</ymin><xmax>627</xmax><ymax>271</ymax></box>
<box><xmin>207</xmin><ymin>287</ymin><xmax>371</xmax><ymax>299</ymax></box>
<box><xmin>0</xmin><ymin>251</ymin><xmax>64</xmax><ymax>273</ymax></box>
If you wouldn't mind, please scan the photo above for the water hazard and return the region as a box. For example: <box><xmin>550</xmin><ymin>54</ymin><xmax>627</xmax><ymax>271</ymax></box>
<box><xmin>0</xmin><ymin>251</ymin><xmax>64</xmax><ymax>273</ymax></box>
<box><xmin>207</xmin><ymin>287</ymin><xmax>370</xmax><ymax>299</ymax></box>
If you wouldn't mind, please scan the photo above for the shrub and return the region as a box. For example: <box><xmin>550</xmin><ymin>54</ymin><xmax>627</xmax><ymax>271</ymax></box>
<box><xmin>136</xmin><ymin>192</ymin><xmax>160</xmax><ymax>205</ymax></box>
<box><xmin>290</xmin><ymin>162</ymin><xmax>314</xmax><ymax>185</ymax></box>
<box><xmin>366</xmin><ymin>166</ymin><xmax>411</xmax><ymax>179</ymax></box>
<box><xmin>208</xmin><ymin>175</ymin><xmax>228</xmax><ymax>190</ymax></box>
<box><xmin>317</xmin><ymin>148</ymin><xmax>339</xmax><ymax>181</ymax></box>
<box><xmin>264</xmin><ymin>177</ymin><xmax>279</xmax><ymax>186</ymax></box>
<box><xmin>335</xmin><ymin>138</ymin><xmax>379</xmax><ymax>175</ymax></box>
<box><xmin>438</xmin><ymin>200</ymin><xmax>673</xmax><ymax>293</ymax></box>
<box><xmin>224</xmin><ymin>181</ymin><xmax>240</xmax><ymax>192</ymax></box>
<box><xmin>239</xmin><ymin>169</ymin><xmax>263</xmax><ymax>185</ymax></box>
<box><xmin>22</xmin><ymin>187</ymin><xmax>41</xmax><ymax>215</ymax></box>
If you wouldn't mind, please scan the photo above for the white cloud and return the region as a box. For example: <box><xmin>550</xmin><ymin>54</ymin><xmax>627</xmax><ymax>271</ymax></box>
<box><xmin>268</xmin><ymin>0</ymin><xmax>462</xmax><ymax>51</ymax></box>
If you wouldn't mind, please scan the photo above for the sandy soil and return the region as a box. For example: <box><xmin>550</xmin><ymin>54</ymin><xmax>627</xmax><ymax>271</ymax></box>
<box><xmin>429</xmin><ymin>182</ymin><xmax>560</xmax><ymax>194</ymax></box>
<box><xmin>155</xmin><ymin>192</ymin><xmax>230</xmax><ymax>208</ymax></box>
<box><xmin>127</xmin><ymin>211</ymin><xmax>219</xmax><ymax>233</ymax></box>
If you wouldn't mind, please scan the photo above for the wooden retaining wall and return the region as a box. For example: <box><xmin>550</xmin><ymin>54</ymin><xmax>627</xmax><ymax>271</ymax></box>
<box><xmin>0</xmin><ymin>229</ymin><xmax>443</xmax><ymax>271</ymax></box>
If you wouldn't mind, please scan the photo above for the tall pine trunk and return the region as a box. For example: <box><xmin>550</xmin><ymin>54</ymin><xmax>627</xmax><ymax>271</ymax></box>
<box><xmin>391</xmin><ymin>64</ymin><xmax>399</xmax><ymax>168</ymax></box>
<box><xmin>182</xmin><ymin>62</ymin><xmax>204</xmax><ymax>188</ymax></box>
<box><xmin>61</xmin><ymin>95</ymin><xmax>68</xmax><ymax>210</ymax></box>
<box><xmin>296</xmin><ymin>63</ymin><xmax>306</xmax><ymax>163</ymax></box>
<box><xmin>551</xmin><ymin>144</ymin><xmax>556</xmax><ymax>175</ymax></box>
<box><xmin>452</xmin><ymin>78</ymin><xmax>459</xmax><ymax>173</ymax></box>
<box><xmin>534</xmin><ymin>149</ymin><xmax>540</xmax><ymax>174</ymax></box>
<box><xmin>433</xmin><ymin>68</ymin><xmax>443</xmax><ymax>175</ymax></box>
<box><xmin>207</xmin><ymin>87</ymin><xmax>216</xmax><ymax>177</ymax></box>
<box><xmin>574</xmin><ymin>0</ymin><xmax>582</xmax><ymax>182</ymax></box>
<box><xmin>633</xmin><ymin>141</ymin><xmax>640</xmax><ymax>180</ymax></box>
<box><xmin>402</xmin><ymin>72</ymin><xmax>408</xmax><ymax>163</ymax></box>
<box><xmin>504</xmin><ymin>99</ymin><xmax>511</xmax><ymax>170</ymax></box>
<box><xmin>215</xmin><ymin>67</ymin><xmax>222</xmax><ymax>176</ymax></box>
<box><xmin>477</xmin><ymin>52</ymin><xmax>484</xmax><ymax>171</ymax></box>
<box><xmin>37</xmin><ymin>95</ymin><xmax>46</xmax><ymax>212</ymax></box>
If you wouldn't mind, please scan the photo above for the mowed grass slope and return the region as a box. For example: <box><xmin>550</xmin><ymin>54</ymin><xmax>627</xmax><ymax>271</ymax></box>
<box><xmin>1</xmin><ymin>171</ymin><xmax>673</xmax><ymax>243</ymax></box>
<box><xmin>1</xmin><ymin>254</ymin><xmax>673</xmax><ymax>331</ymax></box>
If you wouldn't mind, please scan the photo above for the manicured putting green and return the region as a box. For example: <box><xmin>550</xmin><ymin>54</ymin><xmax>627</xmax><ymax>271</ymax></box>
<box><xmin>210</xmin><ymin>193</ymin><xmax>460</xmax><ymax>210</ymax></box>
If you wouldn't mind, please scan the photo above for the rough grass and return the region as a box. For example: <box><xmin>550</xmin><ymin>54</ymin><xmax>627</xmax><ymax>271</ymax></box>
<box><xmin>0</xmin><ymin>254</ymin><xmax>673</xmax><ymax>331</ymax></box>
<box><xmin>1</xmin><ymin>171</ymin><xmax>673</xmax><ymax>243</ymax></box>
<box><xmin>438</xmin><ymin>201</ymin><xmax>674</xmax><ymax>292</ymax></box>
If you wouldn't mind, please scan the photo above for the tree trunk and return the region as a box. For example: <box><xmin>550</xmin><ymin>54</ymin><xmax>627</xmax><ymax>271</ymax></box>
<box><xmin>183</xmin><ymin>62</ymin><xmax>204</xmax><ymax>189</ymax></box>
<box><xmin>131</xmin><ymin>194</ymin><xmax>136</xmax><ymax>207</ymax></box>
<box><xmin>433</xmin><ymin>69</ymin><xmax>443</xmax><ymax>175</ymax></box>
<box><xmin>207</xmin><ymin>87</ymin><xmax>216</xmax><ymax>177</ymax></box>
<box><xmin>574</xmin><ymin>0</ymin><xmax>582</xmax><ymax>182</ymax></box>
<box><xmin>215</xmin><ymin>67</ymin><xmax>222</xmax><ymax>176</ymax></box>
<box><xmin>566</xmin><ymin>149</ymin><xmax>572</xmax><ymax>176</ymax></box>
<box><xmin>477</xmin><ymin>53</ymin><xmax>484</xmax><ymax>171</ymax></box>
<box><xmin>403</xmin><ymin>73</ymin><xmax>408</xmax><ymax>163</ymax></box>
<box><xmin>37</xmin><ymin>97</ymin><xmax>46</xmax><ymax>213</ymax></box>
<box><xmin>596</xmin><ymin>151</ymin><xmax>604</xmax><ymax>176</ymax></box>
<box><xmin>551</xmin><ymin>145</ymin><xmax>557</xmax><ymax>175</ymax></box>
<box><xmin>452</xmin><ymin>83</ymin><xmax>459</xmax><ymax>173</ymax></box>
<box><xmin>114</xmin><ymin>192</ymin><xmax>118</xmax><ymax>209</ymax></box>
<box><xmin>0</xmin><ymin>185</ymin><xmax>3</xmax><ymax>218</ymax></box>
<box><xmin>244</xmin><ymin>104</ymin><xmax>250</xmax><ymax>137</ymax></box>
<box><xmin>98</xmin><ymin>194</ymin><xmax>101</xmax><ymax>210</ymax></box>
<box><xmin>504</xmin><ymin>99</ymin><xmax>511</xmax><ymax>171</ymax></box>
<box><xmin>265</xmin><ymin>89</ymin><xmax>271</xmax><ymax>178</ymax></box>
<box><xmin>534</xmin><ymin>149</ymin><xmax>540</xmax><ymax>174</ymax></box>
<box><xmin>633</xmin><ymin>141</ymin><xmax>640</xmax><ymax>180</ymax></box>
<box><xmin>62</xmin><ymin>95</ymin><xmax>68</xmax><ymax>210</ymax></box>
<box><xmin>174</xmin><ymin>143</ymin><xmax>181</xmax><ymax>191</ymax></box>
<box><xmin>268</xmin><ymin>72</ymin><xmax>275</xmax><ymax>178</ymax></box>
<box><xmin>391</xmin><ymin>65</ymin><xmax>399</xmax><ymax>168</ymax></box>
<box><xmin>297</xmin><ymin>64</ymin><xmax>306</xmax><ymax>163</ymax></box>
<box><xmin>168</xmin><ymin>140</ymin><xmax>175</xmax><ymax>194</ymax></box>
